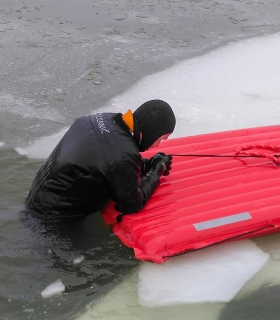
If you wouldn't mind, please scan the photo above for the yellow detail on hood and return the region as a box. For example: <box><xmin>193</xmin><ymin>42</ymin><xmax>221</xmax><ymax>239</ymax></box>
<box><xmin>122</xmin><ymin>109</ymin><xmax>134</xmax><ymax>132</ymax></box>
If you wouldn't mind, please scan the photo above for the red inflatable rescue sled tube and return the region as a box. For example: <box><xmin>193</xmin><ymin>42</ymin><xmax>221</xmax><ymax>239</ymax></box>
<box><xmin>102</xmin><ymin>125</ymin><xmax>280</xmax><ymax>263</ymax></box>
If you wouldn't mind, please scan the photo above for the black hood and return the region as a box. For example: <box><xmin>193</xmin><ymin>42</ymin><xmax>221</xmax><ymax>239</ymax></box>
<box><xmin>133</xmin><ymin>100</ymin><xmax>176</xmax><ymax>152</ymax></box>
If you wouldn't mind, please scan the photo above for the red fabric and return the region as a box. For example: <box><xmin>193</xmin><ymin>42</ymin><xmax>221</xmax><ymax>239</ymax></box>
<box><xmin>102</xmin><ymin>125</ymin><xmax>280</xmax><ymax>263</ymax></box>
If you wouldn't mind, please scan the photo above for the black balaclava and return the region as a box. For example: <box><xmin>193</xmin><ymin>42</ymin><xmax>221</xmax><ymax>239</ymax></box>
<box><xmin>133</xmin><ymin>99</ymin><xmax>176</xmax><ymax>152</ymax></box>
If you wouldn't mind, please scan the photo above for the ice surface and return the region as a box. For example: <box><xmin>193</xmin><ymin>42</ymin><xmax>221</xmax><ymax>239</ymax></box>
<box><xmin>100</xmin><ymin>33</ymin><xmax>280</xmax><ymax>139</ymax></box>
<box><xmin>25</xmin><ymin>127</ymin><xmax>68</xmax><ymax>159</ymax></box>
<box><xmin>25</xmin><ymin>33</ymin><xmax>280</xmax><ymax>160</ymax></box>
<box><xmin>73</xmin><ymin>255</ymin><xmax>85</xmax><ymax>264</ymax></box>
<box><xmin>14</xmin><ymin>147</ymin><xmax>28</xmax><ymax>156</ymax></box>
<box><xmin>41</xmin><ymin>279</ymin><xmax>65</xmax><ymax>298</ymax></box>
<box><xmin>0</xmin><ymin>93</ymin><xmax>63</xmax><ymax>122</ymax></box>
<box><xmin>138</xmin><ymin>240</ymin><xmax>269</xmax><ymax>306</ymax></box>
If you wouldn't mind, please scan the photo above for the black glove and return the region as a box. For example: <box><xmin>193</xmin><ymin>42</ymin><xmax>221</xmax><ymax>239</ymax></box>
<box><xmin>140</xmin><ymin>154</ymin><xmax>173</xmax><ymax>206</ymax></box>
<box><xmin>116</xmin><ymin>154</ymin><xmax>173</xmax><ymax>222</ymax></box>
<box><xmin>142</xmin><ymin>153</ymin><xmax>173</xmax><ymax>176</ymax></box>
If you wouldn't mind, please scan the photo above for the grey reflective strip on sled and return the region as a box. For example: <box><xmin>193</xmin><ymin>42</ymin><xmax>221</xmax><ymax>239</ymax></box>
<box><xmin>194</xmin><ymin>212</ymin><xmax>252</xmax><ymax>231</ymax></box>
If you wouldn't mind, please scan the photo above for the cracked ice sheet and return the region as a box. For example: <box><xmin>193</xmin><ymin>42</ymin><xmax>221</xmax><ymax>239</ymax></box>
<box><xmin>138</xmin><ymin>240</ymin><xmax>269</xmax><ymax>306</ymax></box>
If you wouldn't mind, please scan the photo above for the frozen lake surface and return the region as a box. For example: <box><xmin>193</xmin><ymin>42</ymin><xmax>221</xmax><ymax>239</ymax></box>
<box><xmin>1</xmin><ymin>1</ymin><xmax>280</xmax><ymax>319</ymax></box>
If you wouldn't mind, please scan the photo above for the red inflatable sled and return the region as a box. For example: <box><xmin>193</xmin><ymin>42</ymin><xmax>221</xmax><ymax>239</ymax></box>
<box><xmin>102</xmin><ymin>125</ymin><xmax>280</xmax><ymax>263</ymax></box>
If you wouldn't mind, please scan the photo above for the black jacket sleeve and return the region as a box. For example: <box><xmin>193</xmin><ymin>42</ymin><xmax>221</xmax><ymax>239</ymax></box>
<box><xmin>114</xmin><ymin>155</ymin><xmax>165</xmax><ymax>215</ymax></box>
<box><xmin>113</xmin><ymin>152</ymin><xmax>145</xmax><ymax>214</ymax></box>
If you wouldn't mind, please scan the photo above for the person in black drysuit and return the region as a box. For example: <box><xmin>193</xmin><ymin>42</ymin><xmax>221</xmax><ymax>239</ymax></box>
<box><xmin>25</xmin><ymin>100</ymin><xmax>176</xmax><ymax>221</ymax></box>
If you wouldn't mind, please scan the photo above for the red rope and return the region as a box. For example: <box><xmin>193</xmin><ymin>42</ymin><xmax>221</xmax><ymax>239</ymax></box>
<box><xmin>235</xmin><ymin>144</ymin><xmax>280</xmax><ymax>165</ymax></box>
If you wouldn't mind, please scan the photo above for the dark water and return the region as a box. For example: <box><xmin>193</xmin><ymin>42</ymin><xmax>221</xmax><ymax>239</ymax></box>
<box><xmin>1</xmin><ymin>0</ymin><xmax>280</xmax><ymax>319</ymax></box>
<box><xmin>0</xmin><ymin>149</ymin><xmax>138</xmax><ymax>319</ymax></box>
